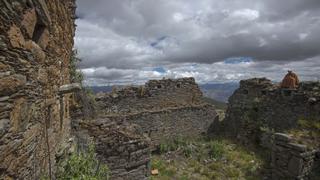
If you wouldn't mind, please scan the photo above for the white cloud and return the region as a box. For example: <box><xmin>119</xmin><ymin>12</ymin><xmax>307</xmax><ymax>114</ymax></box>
<box><xmin>299</xmin><ymin>33</ymin><xmax>309</xmax><ymax>40</ymax></box>
<box><xmin>75</xmin><ymin>0</ymin><xmax>320</xmax><ymax>85</ymax></box>
<box><xmin>258</xmin><ymin>37</ymin><xmax>267</xmax><ymax>47</ymax></box>
<box><xmin>173</xmin><ymin>13</ymin><xmax>184</xmax><ymax>22</ymax></box>
<box><xmin>230</xmin><ymin>9</ymin><xmax>260</xmax><ymax>21</ymax></box>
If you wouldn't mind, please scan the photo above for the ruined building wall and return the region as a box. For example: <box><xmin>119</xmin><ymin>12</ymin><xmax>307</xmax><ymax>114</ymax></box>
<box><xmin>271</xmin><ymin>133</ymin><xmax>317</xmax><ymax>179</ymax></box>
<box><xmin>106</xmin><ymin>104</ymin><xmax>217</xmax><ymax>147</ymax></box>
<box><xmin>212</xmin><ymin>78</ymin><xmax>320</xmax><ymax>143</ymax></box>
<box><xmin>96</xmin><ymin>78</ymin><xmax>217</xmax><ymax>148</ymax></box>
<box><xmin>73</xmin><ymin>119</ymin><xmax>151</xmax><ymax>180</ymax></box>
<box><xmin>210</xmin><ymin>78</ymin><xmax>320</xmax><ymax>179</ymax></box>
<box><xmin>96</xmin><ymin>77</ymin><xmax>203</xmax><ymax>114</ymax></box>
<box><xmin>0</xmin><ymin>0</ymin><xmax>76</xmax><ymax>179</ymax></box>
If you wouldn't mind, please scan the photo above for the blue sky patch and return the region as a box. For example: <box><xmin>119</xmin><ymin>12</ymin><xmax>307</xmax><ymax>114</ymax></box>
<box><xmin>152</xmin><ymin>67</ymin><xmax>167</xmax><ymax>74</ymax></box>
<box><xmin>224</xmin><ymin>57</ymin><xmax>253</xmax><ymax>64</ymax></box>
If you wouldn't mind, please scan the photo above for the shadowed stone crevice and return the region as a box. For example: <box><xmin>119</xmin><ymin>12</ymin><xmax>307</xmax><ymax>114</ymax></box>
<box><xmin>32</xmin><ymin>22</ymin><xmax>46</xmax><ymax>44</ymax></box>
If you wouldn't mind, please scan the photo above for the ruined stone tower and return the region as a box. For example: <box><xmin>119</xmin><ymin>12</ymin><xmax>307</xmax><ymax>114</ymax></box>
<box><xmin>0</xmin><ymin>0</ymin><xmax>76</xmax><ymax>179</ymax></box>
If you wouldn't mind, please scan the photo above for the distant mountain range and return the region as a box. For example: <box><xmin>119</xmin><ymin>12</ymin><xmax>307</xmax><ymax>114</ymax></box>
<box><xmin>199</xmin><ymin>83</ymin><xmax>239</xmax><ymax>102</ymax></box>
<box><xmin>89</xmin><ymin>86</ymin><xmax>114</xmax><ymax>93</ymax></box>
<box><xmin>88</xmin><ymin>82</ymin><xmax>239</xmax><ymax>103</ymax></box>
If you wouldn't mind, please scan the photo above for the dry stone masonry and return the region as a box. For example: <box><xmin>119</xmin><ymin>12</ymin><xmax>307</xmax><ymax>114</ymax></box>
<box><xmin>271</xmin><ymin>133</ymin><xmax>317</xmax><ymax>179</ymax></box>
<box><xmin>96</xmin><ymin>77</ymin><xmax>203</xmax><ymax>114</ymax></box>
<box><xmin>96</xmin><ymin>78</ymin><xmax>218</xmax><ymax>147</ymax></box>
<box><xmin>71</xmin><ymin>77</ymin><xmax>217</xmax><ymax>179</ymax></box>
<box><xmin>212</xmin><ymin>78</ymin><xmax>320</xmax><ymax>142</ymax></box>
<box><xmin>0</xmin><ymin>0</ymin><xmax>76</xmax><ymax>179</ymax></box>
<box><xmin>75</xmin><ymin>119</ymin><xmax>151</xmax><ymax>180</ymax></box>
<box><xmin>105</xmin><ymin>104</ymin><xmax>217</xmax><ymax>148</ymax></box>
<box><xmin>211</xmin><ymin>78</ymin><xmax>320</xmax><ymax>179</ymax></box>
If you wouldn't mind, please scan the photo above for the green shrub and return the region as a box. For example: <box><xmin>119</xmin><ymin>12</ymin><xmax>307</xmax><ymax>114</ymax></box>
<box><xmin>158</xmin><ymin>137</ymin><xmax>195</xmax><ymax>157</ymax></box>
<box><xmin>159</xmin><ymin>138</ymin><xmax>182</xmax><ymax>154</ymax></box>
<box><xmin>151</xmin><ymin>158</ymin><xmax>176</xmax><ymax>178</ymax></box>
<box><xmin>181</xmin><ymin>145</ymin><xmax>193</xmax><ymax>158</ymax></box>
<box><xmin>57</xmin><ymin>144</ymin><xmax>109</xmax><ymax>180</ymax></box>
<box><xmin>208</xmin><ymin>141</ymin><xmax>225</xmax><ymax>159</ymax></box>
<box><xmin>69</xmin><ymin>49</ymin><xmax>84</xmax><ymax>85</ymax></box>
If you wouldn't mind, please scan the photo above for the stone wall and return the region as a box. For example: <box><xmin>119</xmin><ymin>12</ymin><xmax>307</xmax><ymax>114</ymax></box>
<box><xmin>96</xmin><ymin>77</ymin><xmax>217</xmax><ymax>148</ymax></box>
<box><xmin>106</xmin><ymin>104</ymin><xmax>217</xmax><ymax>147</ymax></box>
<box><xmin>210</xmin><ymin>78</ymin><xmax>320</xmax><ymax>178</ymax></box>
<box><xmin>74</xmin><ymin>119</ymin><xmax>151</xmax><ymax>180</ymax></box>
<box><xmin>211</xmin><ymin>78</ymin><xmax>320</xmax><ymax>144</ymax></box>
<box><xmin>0</xmin><ymin>0</ymin><xmax>76</xmax><ymax>179</ymax></box>
<box><xmin>96</xmin><ymin>77</ymin><xmax>203</xmax><ymax>114</ymax></box>
<box><xmin>271</xmin><ymin>133</ymin><xmax>316</xmax><ymax>179</ymax></box>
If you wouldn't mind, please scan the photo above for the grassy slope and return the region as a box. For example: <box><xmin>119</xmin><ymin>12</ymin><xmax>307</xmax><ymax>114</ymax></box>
<box><xmin>151</xmin><ymin>138</ymin><xmax>265</xmax><ymax>180</ymax></box>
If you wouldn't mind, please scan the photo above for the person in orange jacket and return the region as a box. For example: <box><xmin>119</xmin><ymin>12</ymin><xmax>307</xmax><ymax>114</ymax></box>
<box><xmin>281</xmin><ymin>70</ymin><xmax>300</xmax><ymax>89</ymax></box>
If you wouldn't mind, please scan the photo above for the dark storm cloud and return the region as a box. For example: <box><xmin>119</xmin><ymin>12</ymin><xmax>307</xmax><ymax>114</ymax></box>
<box><xmin>75</xmin><ymin>0</ymin><xmax>320</xmax><ymax>85</ymax></box>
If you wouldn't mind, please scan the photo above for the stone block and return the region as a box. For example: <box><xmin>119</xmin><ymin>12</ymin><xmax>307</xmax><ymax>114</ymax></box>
<box><xmin>288</xmin><ymin>156</ymin><xmax>303</xmax><ymax>176</ymax></box>
<box><xmin>59</xmin><ymin>83</ymin><xmax>81</xmax><ymax>94</ymax></box>
<box><xmin>0</xmin><ymin>96</ymin><xmax>9</xmax><ymax>102</ymax></box>
<box><xmin>25</xmin><ymin>40</ymin><xmax>46</xmax><ymax>63</ymax></box>
<box><xmin>37</xmin><ymin>68</ymin><xmax>48</xmax><ymax>84</ymax></box>
<box><xmin>274</xmin><ymin>133</ymin><xmax>292</xmax><ymax>142</ymax></box>
<box><xmin>0</xmin><ymin>74</ymin><xmax>26</xmax><ymax>96</ymax></box>
<box><xmin>7</xmin><ymin>25</ymin><xmax>26</xmax><ymax>48</ymax></box>
<box><xmin>0</xmin><ymin>118</ymin><xmax>10</xmax><ymax>133</ymax></box>
<box><xmin>21</xmin><ymin>8</ymin><xmax>37</xmax><ymax>38</ymax></box>
<box><xmin>0</xmin><ymin>62</ymin><xmax>10</xmax><ymax>72</ymax></box>
<box><xmin>288</xmin><ymin>143</ymin><xmax>307</xmax><ymax>152</ymax></box>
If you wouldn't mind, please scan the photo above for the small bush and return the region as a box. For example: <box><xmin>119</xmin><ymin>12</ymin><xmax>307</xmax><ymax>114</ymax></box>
<box><xmin>69</xmin><ymin>49</ymin><xmax>84</xmax><ymax>85</ymax></box>
<box><xmin>152</xmin><ymin>138</ymin><xmax>264</xmax><ymax>180</ymax></box>
<box><xmin>158</xmin><ymin>137</ymin><xmax>196</xmax><ymax>158</ymax></box>
<box><xmin>151</xmin><ymin>158</ymin><xmax>176</xmax><ymax>178</ymax></box>
<box><xmin>57</xmin><ymin>144</ymin><xmax>109</xmax><ymax>180</ymax></box>
<box><xmin>159</xmin><ymin>137</ymin><xmax>183</xmax><ymax>153</ymax></box>
<box><xmin>208</xmin><ymin>141</ymin><xmax>225</xmax><ymax>159</ymax></box>
<box><xmin>181</xmin><ymin>145</ymin><xmax>193</xmax><ymax>158</ymax></box>
<box><xmin>297</xmin><ymin>118</ymin><xmax>320</xmax><ymax>130</ymax></box>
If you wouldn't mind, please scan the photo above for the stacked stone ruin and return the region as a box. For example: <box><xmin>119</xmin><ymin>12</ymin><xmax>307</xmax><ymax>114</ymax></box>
<box><xmin>71</xmin><ymin>77</ymin><xmax>218</xmax><ymax>179</ymax></box>
<box><xmin>212</xmin><ymin>78</ymin><xmax>320</xmax><ymax>179</ymax></box>
<box><xmin>272</xmin><ymin>133</ymin><xmax>317</xmax><ymax>179</ymax></box>
<box><xmin>96</xmin><ymin>77</ymin><xmax>204</xmax><ymax>114</ymax></box>
<box><xmin>0</xmin><ymin>0</ymin><xmax>76</xmax><ymax>179</ymax></box>
<box><xmin>2</xmin><ymin>0</ymin><xmax>318</xmax><ymax>179</ymax></box>
<box><xmin>76</xmin><ymin>119</ymin><xmax>151</xmax><ymax>180</ymax></box>
<box><xmin>95</xmin><ymin>77</ymin><xmax>218</xmax><ymax>147</ymax></box>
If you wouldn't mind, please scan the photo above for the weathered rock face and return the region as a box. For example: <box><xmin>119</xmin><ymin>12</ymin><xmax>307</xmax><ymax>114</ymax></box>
<box><xmin>212</xmin><ymin>78</ymin><xmax>320</xmax><ymax>143</ymax></box>
<box><xmin>0</xmin><ymin>0</ymin><xmax>76</xmax><ymax>179</ymax></box>
<box><xmin>74</xmin><ymin>119</ymin><xmax>151</xmax><ymax>180</ymax></box>
<box><xmin>96</xmin><ymin>77</ymin><xmax>217</xmax><ymax>148</ymax></box>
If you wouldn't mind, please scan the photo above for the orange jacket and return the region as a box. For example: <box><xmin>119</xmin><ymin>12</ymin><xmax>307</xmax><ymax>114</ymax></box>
<box><xmin>281</xmin><ymin>72</ymin><xmax>299</xmax><ymax>88</ymax></box>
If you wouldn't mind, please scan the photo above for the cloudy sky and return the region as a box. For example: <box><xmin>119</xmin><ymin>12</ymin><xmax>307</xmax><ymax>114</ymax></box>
<box><xmin>75</xmin><ymin>0</ymin><xmax>320</xmax><ymax>86</ymax></box>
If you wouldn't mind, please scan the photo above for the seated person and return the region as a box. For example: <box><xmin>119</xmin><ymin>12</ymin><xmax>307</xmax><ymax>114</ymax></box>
<box><xmin>281</xmin><ymin>70</ymin><xmax>299</xmax><ymax>89</ymax></box>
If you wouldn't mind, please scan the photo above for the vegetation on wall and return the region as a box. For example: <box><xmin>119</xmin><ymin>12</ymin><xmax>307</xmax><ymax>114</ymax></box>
<box><xmin>56</xmin><ymin>144</ymin><xmax>109</xmax><ymax>180</ymax></box>
<box><xmin>69</xmin><ymin>49</ymin><xmax>84</xmax><ymax>85</ymax></box>
<box><xmin>69</xmin><ymin>49</ymin><xmax>97</xmax><ymax>119</ymax></box>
